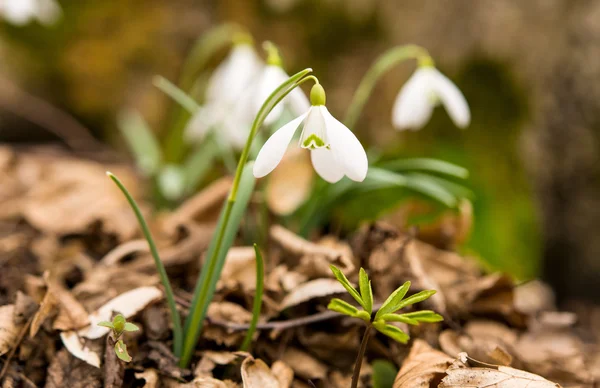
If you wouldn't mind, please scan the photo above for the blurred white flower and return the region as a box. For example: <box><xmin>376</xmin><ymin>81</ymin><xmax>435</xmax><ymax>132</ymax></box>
<box><xmin>392</xmin><ymin>66</ymin><xmax>470</xmax><ymax>131</ymax></box>
<box><xmin>185</xmin><ymin>41</ymin><xmax>263</xmax><ymax>148</ymax></box>
<box><xmin>254</xmin><ymin>84</ymin><xmax>368</xmax><ymax>183</ymax></box>
<box><xmin>0</xmin><ymin>0</ymin><xmax>61</xmax><ymax>26</ymax></box>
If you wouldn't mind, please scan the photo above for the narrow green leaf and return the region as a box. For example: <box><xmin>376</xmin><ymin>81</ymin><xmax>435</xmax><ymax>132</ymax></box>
<box><xmin>123</xmin><ymin>322</ymin><xmax>140</xmax><ymax>332</ymax></box>
<box><xmin>114</xmin><ymin>339</ymin><xmax>132</xmax><ymax>362</ymax></box>
<box><xmin>379</xmin><ymin>313</ymin><xmax>419</xmax><ymax>325</ymax></box>
<box><xmin>107</xmin><ymin>173</ymin><xmax>182</xmax><ymax>357</ymax></box>
<box><xmin>327</xmin><ymin>298</ymin><xmax>360</xmax><ymax>317</ymax></box>
<box><xmin>374</xmin><ymin>324</ymin><xmax>410</xmax><ymax>344</ymax></box>
<box><xmin>375</xmin><ymin>281</ymin><xmax>411</xmax><ymax>320</ymax></box>
<box><xmin>97</xmin><ymin>321</ymin><xmax>114</xmax><ymax>329</ymax></box>
<box><xmin>372</xmin><ymin>359</ymin><xmax>398</xmax><ymax>388</ymax></box>
<box><xmin>358</xmin><ymin>268</ymin><xmax>373</xmax><ymax>314</ymax></box>
<box><xmin>329</xmin><ymin>265</ymin><xmax>365</xmax><ymax>310</ymax></box>
<box><xmin>380</xmin><ymin>158</ymin><xmax>469</xmax><ymax>179</ymax></box>
<box><xmin>183</xmin><ymin>142</ymin><xmax>219</xmax><ymax>193</ymax></box>
<box><xmin>403</xmin><ymin>175</ymin><xmax>457</xmax><ymax>208</ymax></box>
<box><xmin>406</xmin><ymin>173</ymin><xmax>474</xmax><ymax>200</ymax></box>
<box><xmin>240</xmin><ymin>244</ymin><xmax>265</xmax><ymax>352</ymax></box>
<box><xmin>117</xmin><ymin>109</ymin><xmax>162</xmax><ymax>176</ymax></box>
<box><xmin>153</xmin><ymin>75</ymin><xmax>201</xmax><ymax>114</ymax></box>
<box><xmin>400</xmin><ymin>310</ymin><xmax>444</xmax><ymax>323</ymax></box>
<box><xmin>181</xmin><ymin>162</ymin><xmax>256</xmax><ymax>366</ymax></box>
<box><xmin>394</xmin><ymin>290</ymin><xmax>437</xmax><ymax>312</ymax></box>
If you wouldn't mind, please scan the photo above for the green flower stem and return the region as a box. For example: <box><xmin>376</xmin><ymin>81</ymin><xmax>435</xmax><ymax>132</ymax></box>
<box><xmin>240</xmin><ymin>244</ymin><xmax>264</xmax><ymax>351</ymax></box>
<box><xmin>106</xmin><ymin>172</ymin><xmax>183</xmax><ymax>357</ymax></box>
<box><xmin>351</xmin><ymin>324</ymin><xmax>372</xmax><ymax>388</ymax></box>
<box><xmin>179</xmin><ymin>68</ymin><xmax>314</xmax><ymax>367</ymax></box>
<box><xmin>344</xmin><ymin>45</ymin><xmax>431</xmax><ymax>130</ymax></box>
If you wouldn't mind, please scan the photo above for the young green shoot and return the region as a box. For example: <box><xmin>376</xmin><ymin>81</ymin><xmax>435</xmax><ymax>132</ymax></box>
<box><xmin>179</xmin><ymin>68</ymin><xmax>316</xmax><ymax>367</ymax></box>
<box><xmin>328</xmin><ymin>265</ymin><xmax>442</xmax><ymax>388</ymax></box>
<box><xmin>240</xmin><ymin>244</ymin><xmax>264</xmax><ymax>351</ymax></box>
<box><xmin>98</xmin><ymin>314</ymin><xmax>140</xmax><ymax>363</ymax></box>
<box><xmin>106</xmin><ymin>172</ymin><xmax>183</xmax><ymax>357</ymax></box>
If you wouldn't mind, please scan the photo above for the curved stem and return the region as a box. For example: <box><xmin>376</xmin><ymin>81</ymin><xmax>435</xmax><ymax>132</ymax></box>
<box><xmin>351</xmin><ymin>324</ymin><xmax>372</xmax><ymax>388</ymax></box>
<box><xmin>179</xmin><ymin>68</ymin><xmax>314</xmax><ymax>367</ymax></box>
<box><xmin>344</xmin><ymin>45</ymin><xmax>431</xmax><ymax>130</ymax></box>
<box><xmin>106</xmin><ymin>173</ymin><xmax>183</xmax><ymax>357</ymax></box>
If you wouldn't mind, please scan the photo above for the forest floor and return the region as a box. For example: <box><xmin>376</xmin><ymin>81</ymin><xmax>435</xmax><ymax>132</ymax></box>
<box><xmin>0</xmin><ymin>145</ymin><xmax>598</xmax><ymax>387</ymax></box>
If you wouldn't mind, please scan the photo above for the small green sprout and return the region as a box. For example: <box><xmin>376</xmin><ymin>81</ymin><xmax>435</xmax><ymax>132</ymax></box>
<box><xmin>98</xmin><ymin>314</ymin><xmax>140</xmax><ymax>363</ymax></box>
<box><xmin>328</xmin><ymin>265</ymin><xmax>442</xmax><ymax>388</ymax></box>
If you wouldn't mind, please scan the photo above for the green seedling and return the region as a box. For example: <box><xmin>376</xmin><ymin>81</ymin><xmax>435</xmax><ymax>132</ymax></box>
<box><xmin>328</xmin><ymin>265</ymin><xmax>442</xmax><ymax>388</ymax></box>
<box><xmin>98</xmin><ymin>314</ymin><xmax>140</xmax><ymax>363</ymax></box>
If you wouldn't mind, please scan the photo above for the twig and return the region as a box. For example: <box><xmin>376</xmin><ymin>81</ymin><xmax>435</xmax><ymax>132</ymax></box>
<box><xmin>0</xmin><ymin>314</ymin><xmax>35</xmax><ymax>380</ymax></box>
<box><xmin>208</xmin><ymin>303</ymin><xmax>384</xmax><ymax>332</ymax></box>
<box><xmin>0</xmin><ymin>77</ymin><xmax>103</xmax><ymax>151</ymax></box>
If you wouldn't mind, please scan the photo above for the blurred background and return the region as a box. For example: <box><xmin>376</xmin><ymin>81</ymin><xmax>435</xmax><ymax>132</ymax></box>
<box><xmin>1</xmin><ymin>0</ymin><xmax>599</xmax><ymax>303</ymax></box>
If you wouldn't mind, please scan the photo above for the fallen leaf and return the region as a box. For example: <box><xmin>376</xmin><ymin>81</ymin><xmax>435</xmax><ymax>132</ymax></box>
<box><xmin>45</xmin><ymin>348</ymin><xmax>102</xmax><ymax>388</ymax></box>
<box><xmin>79</xmin><ymin>286</ymin><xmax>162</xmax><ymax>339</ymax></box>
<box><xmin>240</xmin><ymin>356</ymin><xmax>283</xmax><ymax>388</ymax></box>
<box><xmin>218</xmin><ymin>246</ymin><xmax>257</xmax><ymax>291</ymax></box>
<box><xmin>205</xmin><ymin>302</ymin><xmax>252</xmax><ymax>346</ymax></box>
<box><xmin>30</xmin><ymin>284</ymin><xmax>58</xmax><ymax>338</ymax></box>
<box><xmin>266</xmin><ymin>147</ymin><xmax>314</xmax><ymax>216</ymax></box>
<box><xmin>279</xmin><ymin>278</ymin><xmax>346</xmax><ymax>311</ymax></box>
<box><xmin>394</xmin><ymin>340</ymin><xmax>453</xmax><ymax>388</ymax></box>
<box><xmin>134</xmin><ymin>369</ymin><xmax>160</xmax><ymax>388</ymax></box>
<box><xmin>281</xmin><ymin>348</ymin><xmax>327</xmax><ymax>380</ymax></box>
<box><xmin>52</xmin><ymin>284</ymin><xmax>91</xmax><ymax>331</ymax></box>
<box><xmin>13</xmin><ymin>291</ymin><xmax>37</xmax><ymax>325</ymax></box>
<box><xmin>59</xmin><ymin>331</ymin><xmax>101</xmax><ymax>368</ymax></box>
<box><xmin>271</xmin><ymin>361</ymin><xmax>294</xmax><ymax>388</ymax></box>
<box><xmin>439</xmin><ymin>353</ymin><xmax>561</xmax><ymax>387</ymax></box>
<box><xmin>0</xmin><ymin>304</ymin><xmax>21</xmax><ymax>356</ymax></box>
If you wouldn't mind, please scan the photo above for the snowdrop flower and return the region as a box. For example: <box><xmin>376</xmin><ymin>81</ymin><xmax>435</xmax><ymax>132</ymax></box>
<box><xmin>185</xmin><ymin>35</ymin><xmax>263</xmax><ymax>148</ymax></box>
<box><xmin>0</xmin><ymin>0</ymin><xmax>61</xmax><ymax>26</ymax></box>
<box><xmin>392</xmin><ymin>66</ymin><xmax>470</xmax><ymax>131</ymax></box>
<box><xmin>254</xmin><ymin>83</ymin><xmax>368</xmax><ymax>183</ymax></box>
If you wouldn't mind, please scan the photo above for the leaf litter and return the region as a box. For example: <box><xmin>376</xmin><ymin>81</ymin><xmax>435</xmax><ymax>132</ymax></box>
<box><xmin>0</xmin><ymin>147</ymin><xmax>597</xmax><ymax>387</ymax></box>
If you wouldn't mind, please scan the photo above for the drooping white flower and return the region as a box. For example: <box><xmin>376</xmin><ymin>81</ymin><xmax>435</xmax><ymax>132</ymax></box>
<box><xmin>0</xmin><ymin>0</ymin><xmax>61</xmax><ymax>26</ymax></box>
<box><xmin>392</xmin><ymin>66</ymin><xmax>470</xmax><ymax>131</ymax></box>
<box><xmin>253</xmin><ymin>84</ymin><xmax>368</xmax><ymax>183</ymax></box>
<box><xmin>185</xmin><ymin>40</ymin><xmax>263</xmax><ymax>148</ymax></box>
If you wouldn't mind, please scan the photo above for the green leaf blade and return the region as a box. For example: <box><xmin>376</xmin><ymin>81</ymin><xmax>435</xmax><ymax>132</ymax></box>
<box><xmin>400</xmin><ymin>310</ymin><xmax>444</xmax><ymax>323</ymax></box>
<box><xmin>114</xmin><ymin>340</ymin><xmax>132</xmax><ymax>363</ymax></box>
<box><xmin>374</xmin><ymin>323</ymin><xmax>410</xmax><ymax>344</ymax></box>
<box><xmin>395</xmin><ymin>290</ymin><xmax>437</xmax><ymax>311</ymax></box>
<box><xmin>124</xmin><ymin>322</ymin><xmax>140</xmax><ymax>332</ymax></box>
<box><xmin>379</xmin><ymin>313</ymin><xmax>419</xmax><ymax>325</ymax></box>
<box><xmin>97</xmin><ymin>321</ymin><xmax>114</xmax><ymax>329</ymax></box>
<box><xmin>329</xmin><ymin>265</ymin><xmax>365</xmax><ymax>310</ymax></box>
<box><xmin>359</xmin><ymin>268</ymin><xmax>373</xmax><ymax>314</ymax></box>
<box><xmin>327</xmin><ymin>298</ymin><xmax>360</xmax><ymax>317</ymax></box>
<box><xmin>375</xmin><ymin>281</ymin><xmax>411</xmax><ymax>320</ymax></box>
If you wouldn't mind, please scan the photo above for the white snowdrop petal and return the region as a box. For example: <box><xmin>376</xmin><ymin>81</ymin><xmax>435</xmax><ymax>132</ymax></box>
<box><xmin>431</xmin><ymin>69</ymin><xmax>471</xmax><ymax>128</ymax></box>
<box><xmin>392</xmin><ymin>70</ymin><xmax>434</xmax><ymax>130</ymax></box>
<box><xmin>299</xmin><ymin>106</ymin><xmax>328</xmax><ymax>148</ymax></box>
<box><xmin>253</xmin><ymin>113</ymin><xmax>307</xmax><ymax>178</ymax></box>
<box><xmin>1</xmin><ymin>0</ymin><xmax>37</xmax><ymax>25</ymax></box>
<box><xmin>260</xmin><ymin>66</ymin><xmax>288</xmax><ymax>125</ymax></box>
<box><xmin>310</xmin><ymin>148</ymin><xmax>345</xmax><ymax>183</ymax></box>
<box><xmin>321</xmin><ymin>107</ymin><xmax>368</xmax><ymax>182</ymax></box>
<box><xmin>184</xmin><ymin>106</ymin><xmax>218</xmax><ymax>142</ymax></box>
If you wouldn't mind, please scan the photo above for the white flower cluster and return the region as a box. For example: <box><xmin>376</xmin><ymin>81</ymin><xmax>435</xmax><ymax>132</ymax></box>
<box><xmin>0</xmin><ymin>0</ymin><xmax>61</xmax><ymax>26</ymax></box>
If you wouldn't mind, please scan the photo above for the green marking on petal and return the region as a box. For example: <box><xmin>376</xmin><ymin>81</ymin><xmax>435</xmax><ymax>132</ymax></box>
<box><xmin>302</xmin><ymin>134</ymin><xmax>326</xmax><ymax>149</ymax></box>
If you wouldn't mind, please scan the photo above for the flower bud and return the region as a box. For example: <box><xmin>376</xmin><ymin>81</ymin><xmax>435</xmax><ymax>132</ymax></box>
<box><xmin>310</xmin><ymin>84</ymin><xmax>326</xmax><ymax>106</ymax></box>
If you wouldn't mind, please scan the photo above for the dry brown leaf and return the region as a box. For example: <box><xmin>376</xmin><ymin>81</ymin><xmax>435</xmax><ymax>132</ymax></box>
<box><xmin>188</xmin><ymin>377</ymin><xmax>232</xmax><ymax>387</ymax></box>
<box><xmin>218</xmin><ymin>246</ymin><xmax>257</xmax><ymax>291</ymax></box>
<box><xmin>270</xmin><ymin>225</ymin><xmax>355</xmax><ymax>274</ymax></box>
<box><xmin>205</xmin><ymin>302</ymin><xmax>252</xmax><ymax>346</ymax></box>
<box><xmin>394</xmin><ymin>339</ymin><xmax>453</xmax><ymax>388</ymax></box>
<box><xmin>439</xmin><ymin>321</ymin><xmax>517</xmax><ymax>366</ymax></box>
<box><xmin>513</xmin><ymin>280</ymin><xmax>555</xmax><ymax>316</ymax></box>
<box><xmin>29</xmin><ymin>285</ymin><xmax>58</xmax><ymax>338</ymax></box>
<box><xmin>281</xmin><ymin>348</ymin><xmax>327</xmax><ymax>380</ymax></box>
<box><xmin>80</xmin><ymin>286</ymin><xmax>162</xmax><ymax>339</ymax></box>
<box><xmin>52</xmin><ymin>284</ymin><xmax>90</xmax><ymax>331</ymax></box>
<box><xmin>439</xmin><ymin>353</ymin><xmax>561</xmax><ymax>388</ymax></box>
<box><xmin>134</xmin><ymin>369</ymin><xmax>160</xmax><ymax>388</ymax></box>
<box><xmin>266</xmin><ymin>147</ymin><xmax>314</xmax><ymax>216</ymax></box>
<box><xmin>13</xmin><ymin>291</ymin><xmax>37</xmax><ymax>325</ymax></box>
<box><xmin>195</xmin><ymin>351</ymin><xmax>244</xmax><ymax>378</ymax></box>
<box><xmin>241</xmin><ymin>356</ymin><xmax>285</xmax><ymax>388</ymax></box>
<box><xmin>271</xmin><ymin>361</ymin><xmax>294</xmax><ymax>388</ymax></box>
<box><xmin>59</xmin><ymin>331</ymin><xmax>101</xmax><ymax>368</ymax></box>
<box><xmin>279</xmin><ymin>278</ymin><xmax>346</xmax><ymax>311</ymax></box>
<box><xmin>0</xmin><ymin>305</ymin><xmax>21</xmax><ymax>356</ymax></box>
<box><xmin>45</xmin><ymin>348</ymin><xmax>102</xmax><ymax>388</ymax></box>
